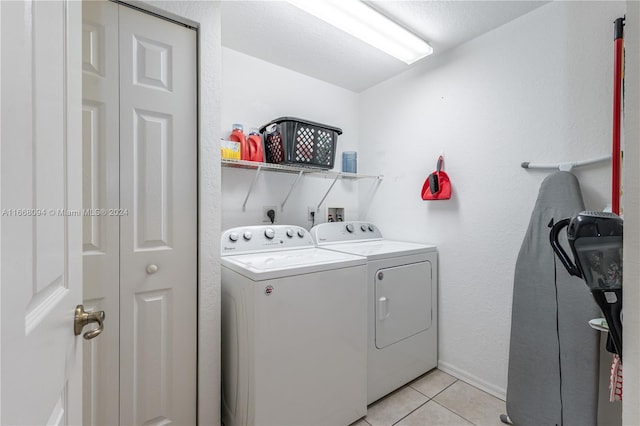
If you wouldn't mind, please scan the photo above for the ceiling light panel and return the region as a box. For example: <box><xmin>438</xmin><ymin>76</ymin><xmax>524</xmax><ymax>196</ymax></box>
<box><xmin>287</xmin><ymin>0</ymin><xmax>433</xmax><ymax>64</ymax></box>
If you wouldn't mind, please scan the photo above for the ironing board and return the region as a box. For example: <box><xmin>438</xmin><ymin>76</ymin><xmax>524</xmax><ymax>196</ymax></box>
<box><xmin>505</xmin><ymin>171</ymin><xmax>600</xmax><ymax>425</ymax></box>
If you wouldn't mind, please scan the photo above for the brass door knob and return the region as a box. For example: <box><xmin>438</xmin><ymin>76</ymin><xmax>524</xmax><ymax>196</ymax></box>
<box><xmin>74</xmin><ymin>304</ymin><xmax>105</xmax><ymax>340</ymax></box>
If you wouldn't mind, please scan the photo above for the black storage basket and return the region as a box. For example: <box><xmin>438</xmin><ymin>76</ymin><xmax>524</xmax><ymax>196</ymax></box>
<box><xmin>259</xmin><ymin>117</ymin><xmax>342</xmax><ymax>169</ymax></box>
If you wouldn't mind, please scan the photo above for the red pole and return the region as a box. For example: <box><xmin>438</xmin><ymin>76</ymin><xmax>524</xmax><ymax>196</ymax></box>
<box><xmin>612</xmin><ymin>18</ymin><xmax>624</xmax><ymax>215</ymax></box>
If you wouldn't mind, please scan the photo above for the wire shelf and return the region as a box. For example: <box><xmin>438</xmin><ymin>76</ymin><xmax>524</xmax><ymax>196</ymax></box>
<box><xmin>221</xmin><ymin>158</ymin><xmax>383</xmax><ymax>211</ymax></box>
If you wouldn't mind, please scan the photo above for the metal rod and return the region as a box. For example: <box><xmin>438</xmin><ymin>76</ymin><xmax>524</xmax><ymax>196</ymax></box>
<box><xmin>242</xmin><ymin>166</ymin><xmax>262</xmax><ymax>211</ymax></box>
<box><xmin>317</xmin><ymin>175</ymin><xmax>340</xmax><ymax>211</ymax></box>
<box><xmin>281</xmin><ymin>170</ymin><xmax>304</xmax><ymax>211</ymax></box>
<box><xmin>520</xmin><ymin>155</ymin><xmax>611</xmax><ymax>171</ymax></box>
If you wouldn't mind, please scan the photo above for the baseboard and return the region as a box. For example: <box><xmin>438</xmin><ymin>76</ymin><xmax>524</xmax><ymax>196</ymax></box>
<box><xmin>437</xmin><ymin>360</ymin><xmax>507</xmax><ymax>401</ymax></box>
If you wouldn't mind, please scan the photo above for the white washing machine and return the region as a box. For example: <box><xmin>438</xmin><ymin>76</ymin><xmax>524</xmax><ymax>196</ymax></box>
<box><xmin>311</xmin><ymin>222</ymin><xmax>438</xmax><ymax>404</ymax></box>
<box><xmin>221</xmin><ymin>225</ymin><xmax>368</xmax><ymax>426</ymax></box>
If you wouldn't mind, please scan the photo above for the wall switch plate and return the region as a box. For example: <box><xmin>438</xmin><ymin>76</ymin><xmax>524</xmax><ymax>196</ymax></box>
<box><xmin>263</xmin><ymin>206</ymin><xmax>277</xmax><ymax>224</ymax></box>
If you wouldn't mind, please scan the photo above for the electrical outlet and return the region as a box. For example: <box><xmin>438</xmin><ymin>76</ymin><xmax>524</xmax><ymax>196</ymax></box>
<box><xmin>308</xmin><ymin>206</ymin><xmax>316</xmax><ymax>222</ymax></box>
<box><xmin>328</xmin><ymin>207</ymin><xmax>345</xmax><ymax>222</ymax></box>
<box><xmin>263</xmin><ymin>206</ymin><xmax>277</xmax><ymax>224</ymax></box>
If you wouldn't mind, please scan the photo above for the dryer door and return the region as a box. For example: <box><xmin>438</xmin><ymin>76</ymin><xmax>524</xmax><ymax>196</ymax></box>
<box><xmin>375</xmin><ymin>261</ymin><xmax>432</xmax><ymax>349</ymax></box>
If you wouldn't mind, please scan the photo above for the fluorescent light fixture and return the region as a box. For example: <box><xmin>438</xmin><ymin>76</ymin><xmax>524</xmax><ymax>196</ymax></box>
<box><xmin>287</xmin><ymin>0</ymin><xmax>433</xmax><ymax>64</ymax></box>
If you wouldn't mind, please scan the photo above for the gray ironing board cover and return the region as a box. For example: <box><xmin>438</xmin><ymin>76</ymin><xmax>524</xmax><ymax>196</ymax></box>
<box><xmin>506</xmin><ymin>171</ymin><xmax>600</xmax><ymax>425</ymax></box>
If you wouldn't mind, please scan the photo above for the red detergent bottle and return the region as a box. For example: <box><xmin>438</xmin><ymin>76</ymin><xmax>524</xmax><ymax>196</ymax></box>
<box><xmin>230</xmin><ymin>124</ymin><xmax>248</xmax><ymax>160</ymax></box>
<box><xmin>247</xmin><ymin>130</ymin><xmax>264</xmax><ymax>162</ymax></box>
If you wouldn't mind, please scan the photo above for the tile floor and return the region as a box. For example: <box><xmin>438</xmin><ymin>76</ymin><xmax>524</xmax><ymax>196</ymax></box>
<box><xmin>351</xmin><ymin>369</ymin><xmax>506</xmax><ymax>426</ymax></box>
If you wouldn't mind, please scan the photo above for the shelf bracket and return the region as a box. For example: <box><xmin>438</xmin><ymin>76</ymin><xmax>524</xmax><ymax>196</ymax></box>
<box><xmin>242</xmin><ymin>165</ymin><xmax>263</xmax><ymax>211</ymax></box>
<box><xmin>316</xmin><ymin>174</ymin><xmax>340</xmax><ymax>211</ymax></box>
<box><xmin>359</xmin><ymin>175</ymin><xmax>384</xmax><ymax>220</ymax></box>
<box><xmin>281</xmin><ymin>170</ymin><xmax>304</xmax><ymax>211</ymax></box>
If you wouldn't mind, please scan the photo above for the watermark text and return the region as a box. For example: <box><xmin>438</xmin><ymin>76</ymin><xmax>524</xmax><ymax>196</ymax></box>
<box><xmin>1</xmin><ymin>208</ymin><xmax>129</xmax><ymax>217</ymax></box>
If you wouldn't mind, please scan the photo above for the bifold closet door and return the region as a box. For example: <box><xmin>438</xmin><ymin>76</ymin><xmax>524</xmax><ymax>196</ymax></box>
<box><xmin>118</xmin><ymin>4</ymin><xmax>197</xmax><ymax>425</ymax></box>
<box><xmin>82</xmin><ymin>1</ymin><xmax>197</xmax><ymax>424</ymax></box>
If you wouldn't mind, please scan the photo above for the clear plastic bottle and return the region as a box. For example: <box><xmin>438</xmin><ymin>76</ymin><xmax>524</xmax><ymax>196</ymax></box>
<box><xmin>230</xmin><ymin>123</ymin><xmax>248</xmax><ymax>160</ymax></box>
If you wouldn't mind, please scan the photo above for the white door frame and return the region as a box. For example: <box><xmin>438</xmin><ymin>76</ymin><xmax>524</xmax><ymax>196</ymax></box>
<box><xmin>116</xmin><ymin>1</ymin><xmax>222</xmax><ymax>424</ymax></box>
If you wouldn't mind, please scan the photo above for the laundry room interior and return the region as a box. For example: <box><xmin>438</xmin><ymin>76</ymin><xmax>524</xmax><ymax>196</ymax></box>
<box><xmin>218</xmin><ymin>0</ymin><xmax>639</xmax><ymax>425</ymax></box>
<box><xmin>2</xmin><ymin>0</ymin><xmax>639</xmax><ymax>425</ymax></box>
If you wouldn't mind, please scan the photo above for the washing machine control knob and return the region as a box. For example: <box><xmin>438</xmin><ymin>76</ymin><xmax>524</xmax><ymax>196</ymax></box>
<box><xmin>243</xmin><ymin>231</ymin><xmax>252</xmax><ymax>241</ymax></box>
<box><xmin>346</xmin><ymin>224</ymin><xmax>354</xmax><ymax>233</ymax></box>
<box><xmin>228</xmin><ymin>232</ymin><xmax>239</xmax><ymax>242</ymax></box>
<box><xmin>368</xmin><ymin>225</ymin><xmax>375</xmax><ymax>232</ymax></box>
<box><xmin>286</xmin><ymin>228</ymin><xmax>294</xmax><ymax>238</ymax></box>
<box><xmin>360</xmin><ymin>224</ymin><xmax>367</xmax><ymax>232</ymax></box>
<box><xmin>264</xmin><ymin>228</ymin><xmax>275</xmax><ymax>239</ymax></box>
<box><xmin>297</xmin><ymin>229</ymin><xmax>305</xmax><ymax>238</ymax></box>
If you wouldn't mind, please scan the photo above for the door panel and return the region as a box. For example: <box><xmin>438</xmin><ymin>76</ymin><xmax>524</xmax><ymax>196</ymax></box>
<box><xmin>82</xmin><ymin>1</ymin><xmax>120</xmax><ymax>425</ymax></box>
<box><xmin>1</xmin><ymin>1</ymin><xmax>82</xmax><ymax>424</ymax></box>
<box><xmin>119</xmin><ymin>5</ymin><xmax>197</xmax><ymax>426</ymax></box>
<box><xmin>133</xmin><ymin>36</ymin><xmax>173</xmax><ymax>91</ymax></box>
<box><xmin>375</xmin><ymin>261</ymin><xmax>432</xmax><ymax>349</ymax></box>
<box><xmin>133</xmin><ymin>289</ymin><xmax>174</xmax><ymax>424</ymax></box>
<box><xmin>132</xmin><ymin>109</ymin><xmax>173</xmax><ymax>250</ymax></box>
<box><xmin>33</xmin><ymin>0</ymin><xmax>65</xmax><ymax>304</ymax></box>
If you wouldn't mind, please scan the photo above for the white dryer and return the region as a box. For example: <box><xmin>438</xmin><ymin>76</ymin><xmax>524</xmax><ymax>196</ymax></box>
<box><xmin>221</xmin><ymin>225</ymin><xmax>367</xmax><ymax>426</ymax></box>
<box><xmin>311</xmin><ymin>222</ymin><xmax>438</xmax><ymax>404</ymax></box>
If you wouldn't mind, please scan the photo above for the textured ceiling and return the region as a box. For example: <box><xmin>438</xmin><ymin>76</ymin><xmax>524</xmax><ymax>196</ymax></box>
<box><xmin>221</xmin><ymin>1</ymin><xmax>547</xmax><ymax>92</ymax></box>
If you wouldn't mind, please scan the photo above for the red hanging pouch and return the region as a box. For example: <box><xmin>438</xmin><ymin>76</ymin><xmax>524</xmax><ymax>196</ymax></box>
<box><xmin>421</xmin><ymin>156</ymin><xmax>452</xmax><ymax>200</ymax></box>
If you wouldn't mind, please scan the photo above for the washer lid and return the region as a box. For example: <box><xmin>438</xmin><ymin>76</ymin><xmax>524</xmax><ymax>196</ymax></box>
<box><xmin>320</xmin><ymin>240</ymin><xmax>436</xmax><ymax>261</ymax></box>
<box><xmin>221</xmin><ymin>247</ymin><xmax>366</xmax><ymax>280</ymax></box>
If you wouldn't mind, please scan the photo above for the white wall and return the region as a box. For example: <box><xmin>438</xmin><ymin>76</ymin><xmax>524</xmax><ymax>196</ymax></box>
<box><xmin>221</xmin><ymin>48</ymin><xmax>360</xmax><ymax>230</ymax></box>
<box><xmin>358</xmin><ymin>0</ymin><xmax>626</xmax><ymax>398</ymax></box>
<box><xmin>623</xmin><ymin>0</ymin><xmax>640</xmax><ymax>422</ymax></box>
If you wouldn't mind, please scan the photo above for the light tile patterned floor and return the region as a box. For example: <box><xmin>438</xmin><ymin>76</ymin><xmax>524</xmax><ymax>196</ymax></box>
<box><xmin>350</xmin><ymin>369</ymin><xmax>506</xmax><ymax>426</ymax></box>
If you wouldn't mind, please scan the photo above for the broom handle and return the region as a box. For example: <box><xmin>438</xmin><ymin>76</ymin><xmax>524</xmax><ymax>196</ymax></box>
<box><xmin>612</xmin><ymin>17</ymin><xmax>624</xmax><ymax>215</ymax></box>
